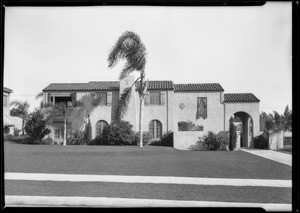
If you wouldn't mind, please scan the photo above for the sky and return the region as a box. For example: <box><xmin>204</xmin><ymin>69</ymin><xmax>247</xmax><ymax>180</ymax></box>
<box><xmin>4</xmin><ymin>2</ymin><xmax>292</xmax><ymax>114</ymax></box>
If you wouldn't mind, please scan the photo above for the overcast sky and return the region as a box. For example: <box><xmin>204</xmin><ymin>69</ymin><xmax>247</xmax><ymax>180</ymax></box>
<box><xmin>4</xmin><ymin>2</ymin><xmax>292</xmax><ymax>114</ymax></box>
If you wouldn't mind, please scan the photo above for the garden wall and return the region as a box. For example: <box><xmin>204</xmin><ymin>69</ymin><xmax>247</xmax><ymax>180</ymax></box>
<box><xmin>173</xmin><ymin>131</ymin><xmax>207</xmax><ymax>150</ymax></box>
<box><xmin>268</xmin><ymin>130</ymin><xmax>284</xmax><ymax>150</ymax></box>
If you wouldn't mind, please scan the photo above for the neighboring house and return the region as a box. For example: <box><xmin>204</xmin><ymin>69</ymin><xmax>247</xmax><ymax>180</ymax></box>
<box><xmin>3</xmin><ymin>87</ymin><xmax>22</xmax><ymax>135</ymax></box>
<box><xmin>3</xmin><ymin>87</ymin><xmax>14</xmax><ymax>128</ymax></box>
<box><xmin>42</xmin><ymin>76</ymin><xmax>260</xmax><ymax>149</ymax></box>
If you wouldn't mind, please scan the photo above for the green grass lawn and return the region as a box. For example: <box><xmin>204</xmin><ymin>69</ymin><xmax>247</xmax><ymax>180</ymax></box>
<box><xmin>4</xmin><ymin>141</ymin><xmax>291</xmax><ymax>180</ymax></box>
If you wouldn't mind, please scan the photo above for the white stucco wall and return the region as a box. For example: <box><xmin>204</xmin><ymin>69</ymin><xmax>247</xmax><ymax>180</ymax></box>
<box><xmin>269</xmin><ymin>130</ymin><xmax>284</xmax><ymax>150</ymax></box>
<box><xmin>77</xmin><ymin>91</ymin><xmax>119</xmax><ymax>139</ymax></box>
<box><xmin>136</xmin><ymin>90</ymin><xmax>170</xmax><ymax>134</ymax></box>
<box><xmin>173</xmin><ymin>91</ymin><xmax>224</xmax><ymax>133</ymax></box>
<box><xmin>3</xmin><ymin>92</ymin><xmax>10</xmax><ymax>117</ymax></box>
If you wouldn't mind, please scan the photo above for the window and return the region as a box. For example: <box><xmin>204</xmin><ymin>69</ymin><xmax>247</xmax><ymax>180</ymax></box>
<box><xmin>96</xmin><ymin>120</ymin><xmax>108</xmax><ymax>136</ymax></box>
<box><xmin>196</xmin><ymin>97</ymin><xmax>207</xmax><ymax>119</ymax></box>
<box><xmin>145</xmin><ymin>91</ymin><xmax>165</xmax><ymax>106</ymax></box>
<box><xmin>3</xmin><ymin>95</ymin><xmax>7</xmax><ymax>106</ymax></box>
<box><xmin>149</xmin><ymin>120</ymin><xmax>162</xmax><ymax>139</ymax></box>
<box><xmin>54</xmin><ymin>126</ymin><xmax>64</xmax><ymax>139</ymax></box>
<box><xmin>55</xmin><ymin>96</ymin><xmax>72</xmax><ymax>106</ymax></box>
<box><xmin>92</xmin><ymin>92</ymin><xmax>107</xmax><ymax>106</ymax></box>
<box><xmin>150</xmin><ymin>92</ymin><xmax>160</xmax><ymax>105</ymax></box>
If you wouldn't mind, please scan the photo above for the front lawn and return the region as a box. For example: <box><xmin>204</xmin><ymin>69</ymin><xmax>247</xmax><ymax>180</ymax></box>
<box><xmin>4</xmin><ymin>141</ymin><xmax>291</xmax><ymax>180</ymax></box>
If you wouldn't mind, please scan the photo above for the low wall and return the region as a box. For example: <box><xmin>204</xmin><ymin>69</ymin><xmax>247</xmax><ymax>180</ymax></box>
<box><xmin>268</xmin><ymin>130</ymin><xmax>284</xmax><ymax>150</ymax></box>
<box><xmin>173</xmin><ymin>131</ymin><xmax>207</xmax><ymax>150</ymax></box>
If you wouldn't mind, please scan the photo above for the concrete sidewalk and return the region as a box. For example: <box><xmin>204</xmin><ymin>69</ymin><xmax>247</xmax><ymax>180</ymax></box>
<box><xmin>5</xmin><ymin>172</ymin><xmax>292</xmax><ymax>187</ymax></box>
<box><xmin>240</xmin><ymin>149</ymin><xmax>292</xmax><ymax>166</ymax></box>
<box><xmin>5</xmin><ymin>195</ymin><xmax>292</xmax><ymax>211</ymax></box>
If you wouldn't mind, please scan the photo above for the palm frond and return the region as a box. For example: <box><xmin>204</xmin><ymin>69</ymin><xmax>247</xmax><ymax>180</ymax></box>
<box><xmin>112</xmin><ymin>87</ymin><xmax>132</xmax><ymax>123</ymax></box>
<box><xmin>35</xmin><ymin>92</ymin><xmax>44</xmax><ymax>100</ymax></box>
<box><xmin>108</xmin><ymin>31</ymin><xmax>147</xmax><ymax>79</ymax></box>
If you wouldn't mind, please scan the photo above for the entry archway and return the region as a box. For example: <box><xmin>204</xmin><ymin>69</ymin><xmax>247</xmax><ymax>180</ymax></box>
<box><xmin>96</xmin><ymin>120</ymin><xmax>108</xmax><ymax>136</ymax></box>
<box><xmin>229</xmin><ymin>111</ymin><xmax>253</xmax><ymax>148</ymax></box>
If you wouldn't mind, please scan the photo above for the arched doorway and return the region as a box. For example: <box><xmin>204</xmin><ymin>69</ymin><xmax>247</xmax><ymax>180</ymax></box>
<box><xmin>149</xmin><ymin>120</ymin><xmax>162</xmax><ymax>140</ymax></box>
<box><xmin>229</xmin><ymin>112</ymin><xmax>253</xmax><ymax>148</ymax></box>
<box><xmin>96</xmin><ymin>120</ymin><xmax>108</xmax><ymax>137</ymax></box>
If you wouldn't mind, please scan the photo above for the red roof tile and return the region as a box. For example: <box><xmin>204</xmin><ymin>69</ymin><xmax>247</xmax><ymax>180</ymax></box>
<box><xmin>224</xmin><ymin>93</ymin><xmax>260</xmax><ymax>103</ymax></box>
<box><xmin>135</xmin><ymin>81</ymin><xmax>174</xmax><ymax>90</ymax></box>
<box><xmin>174</xmin><ymin>83</ymin><xmax>224</xmax><ymax>92</ymax></box>
<box><xmin>43</xmin><ymin>81</ymin><xmax>174</xmax><ymax>92</ymax></box>
<box><xmin>43</xmin><ymin>82</ymin><xmax>119</xmax><ymax>92</ymax></box>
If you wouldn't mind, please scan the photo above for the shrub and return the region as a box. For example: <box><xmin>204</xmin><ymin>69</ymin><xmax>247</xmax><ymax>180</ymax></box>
<box><xmin>67</xmin><ymin>130</ymin><xmax>85</xmax><ymax>145</ymax></box>
<box><xmin>253</xmin><ymin>133</ymin><xmax>269</xmax><ymax>149</ymax></box>
<box><xmin>134</xmin><ymin>131</ymin><xmax>151</xmax><ymax>146</ymax></box>
<box><xmin>101</xmin><ymin>120</ymin><xmax>136</xmax><ymax>145</ymax></box>
<box><xmin>282</xmin><ymin>145</ymin><xmax>292</xmax><ymax>152</ymax></box>
<box><xmin>178</xmin><ymin>121</ymin><xmax>203</xmax><ymax>131</ymax></box>
<box><xmin>41</xmin><ymin>137</ymin><xmax>54</xmax><ymax>145</ymax></box>
<box><xmin>13</xmin><ymin>127</ymin><xmax>21</xmax><ymax>137</ymax></box>
<box><xmin>218</xmin><ymin>131</ymin><xmax>229</xmax><ymax>151</ymax></box>
<box><xmin>4</xmin><ymin>126</ymin><xmax>10</xmax><ymax>134</ymax></box>
<box><xmin>4</xmin><ymin>133</ymin><xmax>14</xmax><ymax>141</ymax></box>
<box><xmin>89</xmin><ymin>135</ymin><xmax>105</xmax><ymax>145</ymax></box>
<box><xmin>24</xmin><ymin>109</ymin><xmax>51</xmax><ymax>144</ymax></box>
<box><xmin>229</xmin><ymin>119</ymin><xmax>237</xmax><ymax>151</ymax></box>
<box><xmin>190</xmin><ymin>131</ymin><xmax>227</xmax><ymax>151</ymax></box>
<box><xmin>148</xmin><ymin>131</ymin><xmax>173</xmax><ymax>147</ymax></box>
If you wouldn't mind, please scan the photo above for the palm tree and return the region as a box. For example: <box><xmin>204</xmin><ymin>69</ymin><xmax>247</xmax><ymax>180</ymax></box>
<box><xmin>108</xmin><ymin>31</ymin><xmax>148</xmax><ymax>148</ymax></box>
<box><xmin>43</xmin><ymin>101</ymin><xmax>83</xmax><ymax>146</ymax></box>
<box><xmin>35</xmin><ymin>91</ymin><xmax>44</xmax><ymax>108</ymax></box>
<box><xmin>10</xmin><ymin>100</ymin><xmax>30</xmax><ymax>142</ymax></box>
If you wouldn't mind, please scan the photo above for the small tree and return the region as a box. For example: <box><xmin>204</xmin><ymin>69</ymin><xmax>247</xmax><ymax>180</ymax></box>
<box><xmin>43</xmin><ymin>101</ymin><xmax>83</xmax><ymax>146</ymax></box>
<box><xmin>10</xmin><ymin>100</ymin><xmax>30</xmax><ymax>143</ymax></box>
<box><xmin>283</xmin><ymin>105</ymin><xmax>292</xmax><ymax>131</ymax></box>
<box><xmin>229</xmin><ymin>117</ymin><xmax>237</xmax><ymax>151</ymax></box>
<box><xmin>24</xmin><ymin>109</ymin><xmax>51</xmax><ymax>144</ymax></box>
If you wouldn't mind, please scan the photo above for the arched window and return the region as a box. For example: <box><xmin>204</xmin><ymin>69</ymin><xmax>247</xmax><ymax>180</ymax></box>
<box><xmin>96</xmin><ymin>120</ymin><xmax>108</xmax><ymax>136</ymax></box>
<box><xmin>149</xmin><ymin>120</ymin><xmax>162</xmax><ymax>139</ymax></box>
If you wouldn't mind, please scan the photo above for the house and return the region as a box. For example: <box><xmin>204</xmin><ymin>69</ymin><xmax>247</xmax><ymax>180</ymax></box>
<box><xmin>3</xmin><ymin>87</ymin><xmax>22</xmax><ymax>135</ymax></box>
<box><xmin>42</xmin><ymin>76</ymin><xmax>260</xmax><ymax>149</ymax></box>
<box><xmin>3</xmin><ymin>87</ymin><xmax>14</xmax><ymax>128</ymax></box>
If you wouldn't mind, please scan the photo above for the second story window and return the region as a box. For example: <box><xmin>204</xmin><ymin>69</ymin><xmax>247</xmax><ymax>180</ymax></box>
<box><xmin>3</xmin><ymin>95</ymin><xmax>8</xmax><ymax>107</ymax></box>
<box><xmin>196</xmin><ymin>97</ymin><xmax>207</xmax><ymax>119</ymax></box>
<box><xmin>150</xmin><ymin>92</ymin><xmax>160</xmax><ymax>105</ymax></box>
<box><xmin>145</xmin><ymin>91</ymin><xmax>166</xmax><ymax>106</ymax></box>
<box><xmin>91</xmin><ymin>92</ymin><xmax>112</xmax><ymax>106</ymax></box>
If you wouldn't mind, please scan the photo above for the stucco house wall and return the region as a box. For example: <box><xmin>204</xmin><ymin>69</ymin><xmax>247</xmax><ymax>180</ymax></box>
<box><xmin>173</xmin><ymin>91</ymin><xmax>224</xmax><ymax>133</ymax></box>
<box><xmin>3</xmin><ymin>90</ymin><xmax>11</xmax><ymax>117</ymax></box>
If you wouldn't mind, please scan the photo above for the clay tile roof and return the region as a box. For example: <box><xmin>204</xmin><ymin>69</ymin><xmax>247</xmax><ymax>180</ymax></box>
<box><xmin>42</xmin><ymin>81</ymin><xmax>119</xmax><ymax>92</ymax></box>
<box><xmin>224</xmin><ymin>93</ymin><xmax>260</xmax><ymax>103</ymax></box>
<box><xmin>3</xmin><ymin>87</ymin><xmax>13</xmax><ymax>93</ymax></box>
<box><xmin>174</xmin><ymin>83</ymin><xmax>224</xmax><ymax>92</ymax></box>
<box><xmin>135</xmin><ymin>81</ymin><xmax>174</xmax><ymax>90</ymax></box>
<box><xmin>42</xmin><ymin>81</ymin><xmax>174</xmax><ymax>92</ymax></box>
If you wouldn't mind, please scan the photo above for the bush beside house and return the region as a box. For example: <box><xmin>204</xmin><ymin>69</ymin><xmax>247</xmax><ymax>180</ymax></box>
<box><xmin>189</xmin><ymin>131</ymin><xmax>228</xmax><ymax>151</ymax></box>
<box><xmin>24</xmin><ymin>109</ymin><xmax>51</xmax><ymax>144</ymax></box>
<box><xmin>253</xmin><ymin>132</ymin><xmax>269</xmax><ymax>149</ymax></box>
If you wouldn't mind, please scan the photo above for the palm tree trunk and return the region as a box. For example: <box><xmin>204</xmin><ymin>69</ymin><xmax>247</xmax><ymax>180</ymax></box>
<box><xmin>139</xmin><ymin>98</ymin><xmax>144</xmax><ymax>148</ymax></box>
<box><xmin>63</xmin><ymin>116</ymin><xmax>67</xmax><ymax>146</ymax></box>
